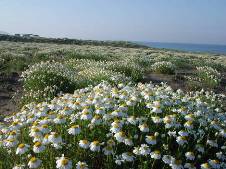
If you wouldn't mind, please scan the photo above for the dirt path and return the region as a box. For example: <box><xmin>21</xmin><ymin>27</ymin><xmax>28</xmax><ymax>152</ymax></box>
<box><xmin>0</xmin><ymin>73</ymin><xmax>21</xmax><ymax>121</ymax></box>
<box><xmin>143</xmin><ymin>71</ymin><xmax>226</xmax><ymax>94</ymax></box>
<box><xmin>142</xmin><ymin>72</ymin><xmax>188</xmax><ymax>91</ymax></box>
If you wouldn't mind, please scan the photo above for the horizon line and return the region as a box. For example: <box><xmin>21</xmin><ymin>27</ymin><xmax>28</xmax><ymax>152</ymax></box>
<box><xmin>2</xmin><ymin>31</ymin><xmax>226</xmax><ymax>46</ymax></box>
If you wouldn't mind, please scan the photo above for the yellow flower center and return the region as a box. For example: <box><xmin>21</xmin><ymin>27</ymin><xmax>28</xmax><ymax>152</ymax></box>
<box><xmin>10</xmin><ymin>131</ymin><xmax>16</xmax><ymax>135</ymax></box>
<box><xmin>18</xmin><ymin>143</ymin><xmax>25</xmax><ymax>148</ymax></box>
<box><xmin>80</xmin><ymin>163</ymin><xmax>86</xmax><ymax>169</ymax></box>
<box><xmin>94</xmin><ymin>115</ymin><xmax>101</xmax><ymax>119</ymax></box>
<box><xmin>202</xmin><ymin>163</ymin><xmax>210</xmax><ymax>168</ymax></box>
<box><xmin>33</xmin><ymin>128</ymin><xmax>40</xmax><ymax>132</ymax></box>
<box><xmin>148</xmin><ymin>136</ymin><xmax>156</xmax><ymax>140</ymax></box>
<box><xmin>34</xmin><ymin>142</ymin><xmax>42</xmax><ymax>147</ymax></box>
<box><xmin>30</xmin><ymin>157</ymin><xmax>37</xmax><ymax>163</ymax></box>
<box><xmin>113</xmin><ymin>123</ymin><xmax>120</xmax><ymax>128</ymax></box>
<box><xmin>64</xmin><ymin>107</ymin><xmax>70</xmax><ymax>111</ymax></box>
<box><xmin>53</xmin><ymin>133</ymin><xmax>59</xmax><ymax>138</ymax></box>
<box><xmin>154</xmin><ymin>150</ymin><xmax>160</xmax><ymax>154</ymax></box>
<box><xmin>61</xmin><ymin>159</ymin><xmax>69</xmax><ymax>165</ymax></box>
<box><xmin>82</xmin><ymin>140</ymin><xmax>88</xmax><ymax>144</ymax></box>
<box><xmin>106</xmin><ymin>146</ymin><xmax>113</xmax><ymax>151</ymax></box>
<box><xmin>82</xmin><ymin>111</ymin><xmax>89</xmax><ymax>115</ymax></box>
<box><xmin>119</xmin><ymin>132</ymin><xmax>125</xmax><ymax>137</ymax></box>
<box><xmin>12</xmin><ymin>121</ymin><xmax>19</xmax><ymax>126</ymax></box>
<box><xmin>57</xmin><ymin>115</ymin><xmax>64</xmax><ymax>119</ymax></box>
<box><xmin>42</xmin><ymin>125</ymin><xmax>48</xmax><ymax>128</ymax></box>
<box><xmin>7</xmin><ymin>139</ymin><xmax>15</xmax><ymax>142</ymax></box>
<box><xmin>181</xmin><ymin>136</ymin><xmax>187</xmax><ymax>140</ymax></box>
<box><xmin>142</xmin><ymin>124</ymin><xmax>148</xmax><ymax>128</ymax></box>
<box><xmin>185</xmin><ymin>121</ymin><xmax>193</xmax><ymax>125</ymax></box>
<box><xmin>212</xmin><ymin>160</ymin><xmax>219</xmax><ymax>164</ymax></box>
<box><xmin>175</xmin><ymin>160</ymin><xmax>182</xmax><ymax>165</ymax></box>
<box><xmin>93</xmin><ymin>141</ymin><xmax>99</xmax><ymax>145</ymax></box>
<box><xmin>71</xmin><ymin>125</ymin><xmax>79</xmax><ymax>128</ymax></box>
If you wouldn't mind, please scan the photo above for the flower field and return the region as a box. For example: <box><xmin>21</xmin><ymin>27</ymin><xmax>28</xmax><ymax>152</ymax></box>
<box><xmin>0</xmin><ymin>41</ymin><xmax>226</xmax><ymax>168</ymax></box>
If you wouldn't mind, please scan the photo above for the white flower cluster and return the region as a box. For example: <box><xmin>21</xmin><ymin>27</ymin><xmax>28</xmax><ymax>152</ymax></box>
<box><xmin>186</xmin><ymin>66</ymin><xmax>221</xmax><ymax>89</ymax></box>
<box><xmin>21</xmin><ymin>61</ymin><xmax>77</xmax><ymax>83</ymax></box>
<box><xmin>196</xmin><ymin>66</ymin><xmax>221</xmax><ymax>84</ymax></box>
<box><xmin>0</xmin><ymin>82</ymin><xmax>225</xmax><ymax>168</ymax></box>
<box><xmin>151</xmin><ymin>61</ymin><xmax>176</xmax><ymax>74</ymax></box>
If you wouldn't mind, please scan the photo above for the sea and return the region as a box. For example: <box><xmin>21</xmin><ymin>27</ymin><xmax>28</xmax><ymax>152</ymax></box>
<box><xmin>137</xmin><ymin>42</ymin><xmax>226</xmax><ymax>54</ymax></box>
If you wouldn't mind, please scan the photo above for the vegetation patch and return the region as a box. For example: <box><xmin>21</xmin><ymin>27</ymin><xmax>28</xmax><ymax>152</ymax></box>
<box><xmin>0</xmin><ymin>82</ymin><xmax>225</xmax><ymax>169</ymax></box>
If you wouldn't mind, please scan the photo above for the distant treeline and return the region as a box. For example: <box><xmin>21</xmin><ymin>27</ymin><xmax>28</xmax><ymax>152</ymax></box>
<box><xmin>0</xmin><ymin>34</ymin><xmax>148</xmax><ymax>48</ymax></box>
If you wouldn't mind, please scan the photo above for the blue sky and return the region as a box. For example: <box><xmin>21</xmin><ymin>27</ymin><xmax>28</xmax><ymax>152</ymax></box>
<box><xmin>0</xmin><ymin>0</ymin><xmax>226</xmax><ymax>45</ymax></box>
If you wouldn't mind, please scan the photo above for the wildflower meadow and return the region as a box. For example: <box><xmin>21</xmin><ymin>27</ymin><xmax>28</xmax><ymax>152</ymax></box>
<box><xmin>0</xmin><ymin>41</ymin><xmax>226</xmax><ymax>169</ymax></box>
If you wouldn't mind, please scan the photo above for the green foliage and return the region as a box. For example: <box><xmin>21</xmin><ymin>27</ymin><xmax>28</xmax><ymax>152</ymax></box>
<box><xmin>186</xmin><ymin>66</ymin><xmax>221</xmax><ymax>89</ymax></box>
<box><xmin>151</xmin><ymin>61</ymin><xmax>176</xmax><ymax>74</ymax></box>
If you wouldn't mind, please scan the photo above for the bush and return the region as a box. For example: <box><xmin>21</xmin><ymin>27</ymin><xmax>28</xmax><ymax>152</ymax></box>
<box><xmin>186</xmin><ymin>66</ymin><xmax>221</xmax><ymax>90</ymax></box>
<box><xmin>196</xmin><ymin>66</ymin><xmax>221</xmax><ymax>88</ymax></box>
<box><xmin>151</xmin><ymin>61</ymin><xmax>176</xmax><ymax>74</ymax></box>
<box><xmin>20</xmin><ymin>61</ymin><xmax>78</xmax><ymax>104</ymax></box>
<box><xmin>20</xmin><ymin>60</ymin><xmax>133</xmax><ymax>104</ymax></box>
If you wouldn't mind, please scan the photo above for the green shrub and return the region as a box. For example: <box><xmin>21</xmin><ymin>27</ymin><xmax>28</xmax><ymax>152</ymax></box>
<box><xmin>185</xmin><ymin>66</ymin><xmax>221</xmax><ymax>90</ymax></box>
<box><xmin>151</xmin><ymin>61</ymin><xmax>176</xmax><ymax>74</ymax></box>
<box><xmin>196</xmin><ymin>66</ymin><xmax>221</xmax><ymax>88</ymax></box>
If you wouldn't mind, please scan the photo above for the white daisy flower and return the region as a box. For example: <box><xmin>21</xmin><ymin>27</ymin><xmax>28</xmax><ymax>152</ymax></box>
<box><xmin>33</xmin><ymin>142</ymin><xmax>45</xmax><ymax>153</ymax></box>
<box><xmin>114</xmin><ymin>131</ymin><xmax>126</xmax><ymax>143</ymax></box>
<box><xmin>28</xmin><ymin>157</ymin><xmax>42</xmax><ymax>169</ymax></box>
<box><xmin>91</xmin><ymin>115</ymin><xmax>102</xmax><ymax>125</ymax></box>
<box><xmin>103</xmin><ymin>146</ymin><xmax>113</xmax><ymax>155</ymax></box>
<box><xmin>178</xmin><ymin>130</ymin><xmax>189</xmax><ymax>137</ymax></box>
<box><xmin>89</xmin><ymin>141</ymin><xmax>101</xmax><ymax>152</ymax></box>
<box><xmin>79</xmin><ymin>139</ymin><xmax>90</xmax><ymax>149</ymax></box>
<box><xmin>54</xmin><ymin>115</ymin><xmax>66</xmax><ymax>124</ymax></box>
<box><xmin>16</xmin><ymin>143</ymin><xmax>30</xmax><ymax>155</ymax></box>
<box><xmin>145</xmin><ymin>135</ymin><xmax>157</xmax><ymax>145</ymax></box>
<box><xmin>56</xmin><ymin>154</ymin><xmax>72</xmax><ymax>169</ymax></box>
<box><xmin>121</xmin><ymin>152</ymin><xmax>134</xmax><ymax>162</ymax></box>
<box><xmin>184</xmin><ymin>163</ymin><xmax>196</xmax><ymax>169</ymax></box>
<box><xmin>139</xmin><ymin>144</ymin><xmax>151</xmax><ymax>156</ymax></box>
<box><xmin>162</xmin><ymin>155</ymin><xmax>173</xmax><ymax>164</ymax></box>
<box><xmin>29</xmin><ymin>128</ymin><xmax>42</xmax><ymax>138</ymax></box>
<box><xmin>67</xmin><ymin>125</ymin><xmax>81</xmax><ymax>135</ymax></box>
<box><xmin>176</xmin><ymin>136</ymin><xmax>188</xmax><ymax>145</ymax></box>
<box><xmin>185</xmin><ymin>152</ymin><xmax>195</xmax><ymax>161</ymax></box>
<box><xmin>48</xmin><ymin>132</ymin><xmax>63</xmax><ymax>144</ymax></box>
<box><xmin>133</xmin><ymin>146</ymin><xmax>141</xmax><ymax>155</ymax></box>
<box><xmin>12</xmin><ymin>164</ymin><xmax>25</xmax><ymax>169</ymax></box>
<box><xmin>3</xmin><ymin>139</ymin><xmax>18</xmax><ymax>148</ymax></box>
<box><xmin>151</xmin><ymin>116</ymin><xmax>162</xmax><ymax>124</ymax></box>
<box><xmin>150</xmin><ymin>150</ymin><xmax>161</xmax><ymax>159</ymax></box>
<box><xmin>170</xmin><ymin>159</ymin><xmax>183</xmax><ymax>169</ymax></box>
<box><xmin>80</xmin><ymin>111</ymin><xmax>92</xmax><ymax>120</ymax></box>
<box><xmin>138</xmin><ymin>123</ymin><xmax>149</xmax><ymax>132</ymax></box>
<box><xmin>39</xmin><ymin>124</ymin><xmax>50</xmax><ymax>134</ymax></box>
<box><xmin>76</xmin><ymin>161</ymin><xmax>88</xmax><ymax>169</ymax></box>
<box><xmin>124</xmin><ymin>138</ymin><xmax>133</xmax><ymax>146</ymax></box>
<box><xmin>127</xmin><ymin>116</ymin><xmax>137</xmax><ymax>125</ymax></box>
<box><xmin>208</xmin><ymin>159</ymin><xmax>220</xmax><ymax>169</ymax></box>
<box><xmin>200</xmin><ymin>163</ymin><xmax>211</xmax><ymax>169</ymax></box>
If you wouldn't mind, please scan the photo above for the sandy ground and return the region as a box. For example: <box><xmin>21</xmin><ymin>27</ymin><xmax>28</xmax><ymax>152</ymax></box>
<box><xmin>0</xmin><ymin>73</ymin><xmax>21</xmax><ymax>121</ymax></box>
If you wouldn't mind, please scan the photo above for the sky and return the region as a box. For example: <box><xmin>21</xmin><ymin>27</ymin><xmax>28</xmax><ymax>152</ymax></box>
<box><xmin>0</xmin><ymin>0</ymin><xmax>226</xmax><ymax>45</ymax></box>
